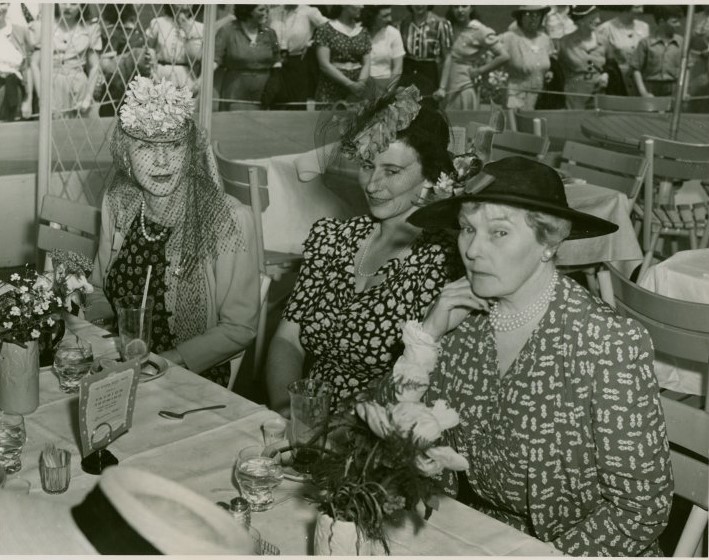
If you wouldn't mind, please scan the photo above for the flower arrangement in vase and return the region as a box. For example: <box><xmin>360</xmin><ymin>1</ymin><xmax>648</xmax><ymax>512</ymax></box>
<box><xmin>307</xmin><ymin>389</ymin><xmax>468</xmax><ymax>555</ymax></box>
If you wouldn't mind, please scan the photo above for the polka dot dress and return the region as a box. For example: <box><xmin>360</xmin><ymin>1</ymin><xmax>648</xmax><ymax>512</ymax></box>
<box><xmin>283</xmin><ymin>216</ymin><xmax>460</xmax><ymax>412</ymax></box>
<box><xmin>105</xmin><ymin>214</ymin><xmax>174</xmax><ymax>355</ymax></box>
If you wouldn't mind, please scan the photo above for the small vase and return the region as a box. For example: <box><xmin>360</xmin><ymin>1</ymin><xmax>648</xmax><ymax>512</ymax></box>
<box><xmin>313</xmin><ymin>512</ymin><xmax>386</xmax><ymax>556</ymax></box>
<box><xmin>0</xmin><ymin>340</ymin><xmax>40</xmax><ymax>415</ymax></box>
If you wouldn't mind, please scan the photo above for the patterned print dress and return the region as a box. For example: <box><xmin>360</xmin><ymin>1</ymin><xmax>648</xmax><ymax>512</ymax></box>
<box><xmin>313</xmin><ymin>22</ymin><xmax>371</xmax><ymax>103</ymax></box>
<box><xmin>283</xmin><ymin>216</ymin><xmax>460</xmax><ymax>412</ymax></box>
<box><xmin>422</xmin><ymin>275</ymin><xmax>673</xmax><ymax>556</ymax></box>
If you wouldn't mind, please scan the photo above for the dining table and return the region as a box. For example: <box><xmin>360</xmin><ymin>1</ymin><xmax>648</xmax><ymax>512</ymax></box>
<box><xmin>638</xmin><ymin>249</ymin><xmax>709</xmax><ymax>397</ymax></box>
<box><xmin>580</xmin><ymin>112</ymin><xmax>709</xmax><ymax>151</ymax></box>
<box><xmin>0</xmin><ymin>314</ymin><xmax>562</xmax><ymax>556</ymax></box>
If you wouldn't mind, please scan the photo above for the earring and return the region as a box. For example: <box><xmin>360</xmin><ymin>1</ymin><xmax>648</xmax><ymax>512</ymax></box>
<box><xmin>541</xmin><ymin>249</ymin><xmax>554</xmax><ymax>262</ymax></box>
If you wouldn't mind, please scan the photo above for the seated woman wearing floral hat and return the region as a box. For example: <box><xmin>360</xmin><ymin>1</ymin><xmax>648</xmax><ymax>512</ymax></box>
<box><xmin>266</xmin><ymin>86</ymin><xmax>480</xmax><ymax>415</ymax></box>
<box><xmin>85</xmin><ymin>76</ymin><xmax>260</xmax><ymax>385</ymax></box>
<box><xmin>373</xmin><ymin>157</ymin><xmax>673</xmax><ymax>556</ymax></box>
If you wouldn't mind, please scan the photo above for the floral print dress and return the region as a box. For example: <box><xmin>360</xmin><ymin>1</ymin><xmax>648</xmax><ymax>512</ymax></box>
<box><xmin>283</xmin><ymin>216</ymin><xmax>460</xmax><ymax>412</ymax></box>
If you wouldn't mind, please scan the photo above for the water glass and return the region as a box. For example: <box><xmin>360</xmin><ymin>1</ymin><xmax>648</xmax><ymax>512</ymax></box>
<box><xmin>0</xmin><ymin>412</ymin><xmax>26</xmax><ymax>474</ymax></box>
<box><xmin>39</xmin><ymin>448</ymin><xmax>71</xmax><ymax>494</ymax></box>
<box><xmin>288</xmin><ymin>379</ymin><xmax>332</xmax><ymax>474</ymax></box>
<box><xmin>234</xmin><ymin>445</ymin><xmax>283</xmax><ymax>512</ymax></box>
<box><xmin>116</xmin><ymin>295</ymin><xmax>154</xmax><ymax>362</ymax></box>
<box><xmin>262</xmin><ymin>418</ymin><xmax>287</xmax><ymax>447</ymax></box>
<box><xmin>53</xmin><ymin>337</ymin><xmax>94</xmax><ymax>393</ymax></box>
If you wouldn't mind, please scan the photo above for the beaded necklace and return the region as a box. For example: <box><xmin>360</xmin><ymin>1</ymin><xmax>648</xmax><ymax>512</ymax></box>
<box><xmin>139</xmin><ymin>200</ymin><xmax>169</xmax><ymax>243</ymax></box>
<box><xmin>489</xmin><ymin>269</ymin><xmax>558</xmax><ymax>333</ymax></box>
<box><xmin>355</xmin><ymin>223</ymin><xmax>412</xmax><ymax>278</ymax></box>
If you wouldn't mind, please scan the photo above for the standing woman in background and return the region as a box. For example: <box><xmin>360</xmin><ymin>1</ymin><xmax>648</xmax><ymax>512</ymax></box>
<box><xmin>145</xmin><ymin>4</ymin><xmax>203</xmax><ymax>96</ymax></box>
<box><xmin>438</xmin><ymin>13</ymin><xmax>508</xmax><ymax>109</ymax></box>
<box><xmin>558</xmin><ymin>5</ymin><xmax>607</xmax><ymax>110</ymax></box>
<box><xmin>0</xmin><ymin>1</ymin><xmax>33</xmax><ymax>120</ymax></box>
<box><xmin>398</xmin><ymin>5</ymin><xmax>452</xmax><ymax>97</ymax></box>
<box><xmin>52</xmin><ymin>3</ymin><xmax>101</xmax><ymax>118</ymax></box>
<box><xmin>361</xmin><ymin>5</ymin><xmax>405</xmax><ymax>94</ymax></box>
<box><xmin>501</xmin><ymin>6</ymin><xmax>555</xmax><ymax>111</ymax></box>
<box><xmin>596</xmin><ymin>5</ymin><xmax>649</xmax><ymax>96</ymax></box>
<box><xmin>446</xmin><ymin>5</ymin><xmax>478</xmax><ymax>43</ymax></box>
<box><xmin>313</xmin><ymin>5</ymin><xmax>371</xmax><ymax>104</ymax></box>
<box><xmin>214</xmin><ymin>4</ymin><xmax>279</xmax><ymax>111</ymax></box>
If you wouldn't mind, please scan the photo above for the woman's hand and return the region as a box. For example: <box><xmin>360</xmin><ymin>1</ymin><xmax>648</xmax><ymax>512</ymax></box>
<box><xmin>432</xmin><ymin>87</ymin><xmax>447</xmax><ymax>101</ymax></box>
<box><xmin>422</xmin><ymin>277</ymin><xmax>490</xmax><ymax>341</ymax></box>
<box><xmin>77</xmin><ymin>96</ymin><xmax>92</xmax><ymax>112</ymax></box>
<box><xmin>544</xmin><ymin>70</ymin><xmax>554</xmax><ymax>83</ymax></box>
<box><xmin>597</xmin><ymin>72</ymin><xmax>609</xmax><ymax>88</ymax></box>
<box><xmin>348</xmin><ymin>80</ymin><xmax>366</xmax><ymax>97</ymax></box>
<box><xmin>469</xmin><ymin>67</ymin><xmax>481</xmax><ymax>82</ymax></box>
<box><xmin>21</xmin><ymin>99</ymin><xmax>32</xmax><ymax>119</ymax></box>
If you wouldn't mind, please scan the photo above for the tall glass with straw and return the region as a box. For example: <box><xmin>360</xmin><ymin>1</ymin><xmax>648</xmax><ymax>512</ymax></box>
<box><xmin>116</xmin><ymin>265</ymin><xmax>154</xmax><ymax>362</ymax></box>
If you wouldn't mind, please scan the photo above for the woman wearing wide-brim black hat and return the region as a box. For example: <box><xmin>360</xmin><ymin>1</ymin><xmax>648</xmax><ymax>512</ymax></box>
<box><xmin>377</xmin><ymin>156</ymin><xmax>673</xmax><ymax>556</ymax></box>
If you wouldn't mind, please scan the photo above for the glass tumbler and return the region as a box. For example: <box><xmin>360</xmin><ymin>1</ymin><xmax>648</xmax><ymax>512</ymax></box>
<box><xmin>116</xmin><ymin>295</ymin><xmax>154</xmax><ymax>362</ymax></box>
<box><xmin>0</xmin><ymin>412</ymin><xmax>26</xmax><ymax>474</ymax></box>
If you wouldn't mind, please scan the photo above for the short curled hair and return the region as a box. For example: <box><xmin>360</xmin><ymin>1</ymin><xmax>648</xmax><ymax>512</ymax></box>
<box><xmin>233</xmin><ymin>4</ymin><xmax>260</xmax><ymax>21</ymax></box>
<box><xmin>360</xmin><ymin>5</ymin><xmax>390</xmax><ymax>31</ymax></box>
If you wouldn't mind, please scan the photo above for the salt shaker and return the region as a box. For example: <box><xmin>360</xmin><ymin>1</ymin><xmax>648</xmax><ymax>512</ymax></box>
<box><xmin>229</xmin><ymin>497</ymin><xmax>251</xmax><ymax>528</ymax></box>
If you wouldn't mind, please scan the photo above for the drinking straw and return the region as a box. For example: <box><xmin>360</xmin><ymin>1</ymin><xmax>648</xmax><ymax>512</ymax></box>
<box><xmin>139</xmin><ymin>265</ymin><xmax>152</xmax><ymax>340</ymax></box>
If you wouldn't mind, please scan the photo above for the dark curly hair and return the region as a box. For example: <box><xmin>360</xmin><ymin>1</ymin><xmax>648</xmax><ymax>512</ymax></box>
<box><xmin>233</xmin><ymin>4</ymin><xmax>260</xmax><ymax>21</ymax></box>
<box><xmin>360</xmin><ymin>5</ymin><xmax>390</xmax><ymax>31</ymax></box>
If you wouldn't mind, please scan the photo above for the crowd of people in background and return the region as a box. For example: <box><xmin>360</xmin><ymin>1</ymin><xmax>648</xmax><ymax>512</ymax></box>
<box><xmin>1</xmin><ymin>3</ymin><xmax>708</xmax><ymax>121</ymax></box>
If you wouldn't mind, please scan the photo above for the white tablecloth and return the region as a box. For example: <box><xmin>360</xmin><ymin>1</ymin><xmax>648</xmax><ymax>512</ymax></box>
<box><xmin>639</xmin><ymin>249</ymin><xmax>709</xmax><ymax>395</ymax></box>
<box><xmin>2</xmin><ymin>315</ymin><xmax>560</xmax><ymax>556</ymax></box>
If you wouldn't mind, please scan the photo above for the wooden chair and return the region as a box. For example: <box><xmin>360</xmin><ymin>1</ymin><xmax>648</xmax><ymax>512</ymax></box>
<box><xmin>595</xmin><ymin>94</ymin><xmax>673</xmax><ymax>113</ymax></box>
<box><xmin>560</xmin><ymin>141</ymin><xmax>648</xmax><ymax>209</ymax></box>
<box><xmin>606</xmin><ymin>263</ymin><xmax>709</xmax><ymax>555</ymax></box>
<box><xmin>466</xmin><ymin>122</ymin><xmax>550</xmax><ymax>162</ymax></box>
<box><xmin>212</xmin><ymin>142</ymin><xmax>303</xmax><ymax>380</ymax></box>
<box><xmin>37</xmin><ymin>194</ymin><xmax>101</xmax><ymax>270</ymax></box>
<box><xmin>507</xmin><ymin>109</ymin><xmax>548</xmax><ymax>137</ymax></box>
<box><xmin>636</xmin><ymin>137</ymin><xmax>709</xmax><ymax>279</ymax></box>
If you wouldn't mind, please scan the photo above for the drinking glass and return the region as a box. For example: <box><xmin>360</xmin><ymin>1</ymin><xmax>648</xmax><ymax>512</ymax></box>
<box><xmin>287</xmin><ymin>379</ymin><xmax>332</xmax><ymax>474</ymax></box>
<box><xmin>0</xmin><ymin>412</ymin><xmax>26</xmax><ymax>474</ymax></box>
<box><xmin>234</xmin><ymin>445</ymin><xmax>283</xmax><ymax>512</ymax></box>
<box><xmin>116</xmin><ymin>295</ymin><xmax>154</xmax><ymax>362</ymax></box>
<box><xmin>53</xmin><ymin>337</ymin><xmax>94</xmax><ymax>393</ymax></box>
<box><xmin>39</xmin><ymin>448</ymin><xmax>71</xmax><ymax>494</ymax></box>
<box><xmin>262</xmin><ymin>418</ymin><xmax>287</xmax><ymax>447</ymax></box>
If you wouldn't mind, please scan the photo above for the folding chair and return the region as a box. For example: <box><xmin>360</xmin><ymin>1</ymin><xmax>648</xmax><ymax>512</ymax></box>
<box><xmin>595</xmin><ymin>94</ymin><xmax>673</xmax><ymax>113</ymax></box>
<box><xmin>507</xmin><ymin>109</ymin><xmax>548</xmax><ymax>137</ymax></box>
<box><xmin>636</xmin><ymin>137</ymin><xmax>709</xmax><ymax>280</ymax></box>
<box><xmin>212</xmin><ymin>142</ymin><xmax>303</xmax><ymax>383</ymax></box>
<box><xmin>37</xmin><ymin>194</ymin><xmax>101</xmax><ymax>271</ymax></box>
<box><xmin>466</xmin><ymin>122</ymin><xmax>550</xmax><ymax>162</ymax></box>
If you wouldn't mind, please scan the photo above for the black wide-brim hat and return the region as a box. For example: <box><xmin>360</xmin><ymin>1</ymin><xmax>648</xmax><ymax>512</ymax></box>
<box><xmin>408</xmin><ymin>156</ymin><xmax>618</xmax><ymax>240</ymax></box>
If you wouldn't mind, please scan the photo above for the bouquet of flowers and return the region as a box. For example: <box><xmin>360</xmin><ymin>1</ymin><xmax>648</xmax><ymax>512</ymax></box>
<box><xmin>307</xmin><ymin>390</ymin><xmax>468</xmax><ymax>553</ymax></box>
<box><xmin>50</xmin><ymin>250</ymin><xmax>94</xmax><ymax>314</ymax></box>
<box><xmin>0</xmin><ymin>266</ymin><xmax>63</xmax><ymax>347</ymax></box>
<box><xmin>473</xmin><ymin>64</ymin><xmax>509</xmax><ymax>107</ymax></box>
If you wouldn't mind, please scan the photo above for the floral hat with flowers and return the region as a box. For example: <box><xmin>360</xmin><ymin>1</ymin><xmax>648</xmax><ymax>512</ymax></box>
<box><xmin>119</xmin><ymin>76</ymin><xmax>195</xmax><ymax>142</ymax></box>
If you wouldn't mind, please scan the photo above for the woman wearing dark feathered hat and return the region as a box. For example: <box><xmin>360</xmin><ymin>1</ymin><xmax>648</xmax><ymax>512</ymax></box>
<box><xmin>375</xmin><ymin>156</ymin><xmax>673</xmax><ymax>556</ymax></box>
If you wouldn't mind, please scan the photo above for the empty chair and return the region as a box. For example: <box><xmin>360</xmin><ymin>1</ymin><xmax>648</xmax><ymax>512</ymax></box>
<box><xmin>37</xmin><ymin>194</ymin><xmax>101</xmax><ymax>270</ymax></box>
<box><xmin>507</xmin><ymin>109</ymin><xmax>548</xmax><ymax>137</ymax></box>
<box><xmin>596</xmin><ymin>94</ymin><xmax>673</xmax><ymax>112</ymax></box>
<box><xmin>560</xmin><ymin>140</ymin><xmax>648</xmax><ymax>207</ymax></box>
<box><xmin>212</xmin><ymin>142</ymin><xmax>303</xmax><ymax>379</ymax></box>
<box><xmin>636</xmin><ymin>137</ymin><xmax>709</xmax><ymax>277</ymax></box>
<box><xmin>466</xmin><ymin>121</ymin><xmax>550</xmax><ymax>162</ymax></box>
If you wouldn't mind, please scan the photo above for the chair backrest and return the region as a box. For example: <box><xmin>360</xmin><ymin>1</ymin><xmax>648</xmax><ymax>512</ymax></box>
<box><xmin>596</xmin><ymin>94</ymin><xmax>673</xmax><ymax>113</ymax></box>
<box><xmin>37</xmin><ymin>195</ymin><xmax>101</xmax><ymax>264</ymax></box>
<box><xmin>641</xmin><ymin>135</ymin><xmax>709</xmax><ymax>183</ymax></box>
<box><xmin>560</xmin><ymin>140</ymin><xmax>649</xmax><ymax>205</ymax></box>
<box><xmin>510</xmin><ymin>111</ymin><xmax>548</xmax><ymax>137</ymax></box>
<box><xmin>212</xmin><ymin>141</ymin><xmax>269</xmax><ymax>275</ymax></box>
<box><xmin>467</xmin><ymin>122</ymin><xmax>550</xmax><ymax>161</ymax></box>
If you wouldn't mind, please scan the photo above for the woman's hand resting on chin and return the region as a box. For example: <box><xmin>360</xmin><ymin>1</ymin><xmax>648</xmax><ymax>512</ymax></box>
<box><xmin>422</xmin><ymin>276</ymin><xmax>490</xmax><ymax>341</ymax></box>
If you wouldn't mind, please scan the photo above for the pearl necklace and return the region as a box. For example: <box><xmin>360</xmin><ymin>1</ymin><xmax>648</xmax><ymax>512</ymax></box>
<box><xmin>140</xmin><ymin>200</ymin><xmax>169</xmax><ymax>243</ymax></box>
<box><xmin>355</xmin><ymin>224</ymin><xmax>412</xmax><ymax>278</ymax></box>
<box><xmin>489</xmin><ymin>270</ymin><xmax>558</xmax><ymax>333</ymax></box>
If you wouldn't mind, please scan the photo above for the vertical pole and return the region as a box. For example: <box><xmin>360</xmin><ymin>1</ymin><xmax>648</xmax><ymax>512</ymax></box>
<box><xmin>669</xmin><ymin>4</ymin><xmax>694</xmax><ymax>140</ymax></box>
<box><xmin>198</xmin><ymin>4</ymin><xmax>217</xmax><ymax>138</ymax></box>
<box><xmin>642</xmin><ymin>138</ymin><xmax>654</xmax><ymax>252</ymax></box>
<box><xmin>35</xmin><ymin>3</ymin><xmax>54</xmax><ymax>267</ymax></box>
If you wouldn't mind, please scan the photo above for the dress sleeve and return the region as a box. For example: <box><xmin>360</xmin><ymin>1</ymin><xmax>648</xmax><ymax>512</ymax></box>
<box><xmin>551</xmin><ymin>319</ymin><xmax>673</xmax><ymax>556</ymax></box>
<box><xmin>629</xmin><ymin>38</ymin><xmax>648</xmax><ymax>72</ymax></box>
<box><xmin>307</xmin><ymin>6</ymin><xmax>328</xmax><ymax>29</ymax></box>
<box><xmin>176</xmin><ymin>202</ymin><xmax>260</xmax><ymax>373</ymax></box>
<box><xmin>390</xmin><ymin>27</ymin><xmax>406</xmax><ymax>59</ymax></box>
<box><xmin>214</xmin><ymin>24</ymin><xmax>229</xmax><ymax>66</ymax></box>
<box><xmin>313</xmin><ymin>23</ymin><xmax>331</xmax><ymax>48</ymax></box>
<box><xmin>282</xmin><ymin>217</ymin><xmax>340</xmax><ymax>324</ymax></box>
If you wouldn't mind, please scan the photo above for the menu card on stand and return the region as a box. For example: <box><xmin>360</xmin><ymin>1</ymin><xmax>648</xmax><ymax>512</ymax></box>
<box><xmin>78</xmin><ymin>359</ymin><xmax>140</xmax><ymax>473</ymax></box>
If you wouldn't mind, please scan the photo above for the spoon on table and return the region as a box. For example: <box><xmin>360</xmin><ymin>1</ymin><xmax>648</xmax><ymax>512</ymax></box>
<box><xmin>158</xmin><ymin>404</ymin><xmax>226</xmax><ymax>420</ymax></box>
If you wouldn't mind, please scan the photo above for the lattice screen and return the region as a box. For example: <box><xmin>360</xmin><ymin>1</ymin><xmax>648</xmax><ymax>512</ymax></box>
<box><xmin>49</xmin><ymin>4</ymin><xmax>206</xmax><ymax>207</ymax></box>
